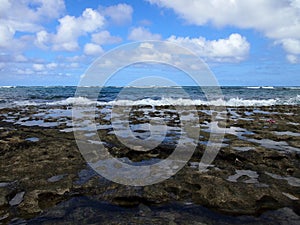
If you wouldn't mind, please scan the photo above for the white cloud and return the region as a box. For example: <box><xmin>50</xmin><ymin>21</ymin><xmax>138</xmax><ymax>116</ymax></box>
<box><xmin>147</xmin><ymin>0</ymin><xmax>300</xmax><ymax>63</ymax></box>
<box><xmin>34</xmin><ymin>4</ymin><xmax>130</xmax><ymax>52</ymax></box>
<box><xmin>15</xmin><ymin>55</ymin><xmax>28</xmax><ymax>62</ymax></box>
<box><xmin>287</xmin><ymin>54</ymin><xmax>299</xmax><ymax>64</ymax></box>
<box><xmin>147</xmin><ymin>0</ymin><xmax>300</xmax><ymax>34</ymax></box>
<box><xmin>46</xmin><ymin>63</ymin><xmax>58</xmax><ymax>69</ymax></box>
<box><xmin>91</xmin><ymin>31</ymin><xmax>122</xmax><ymax>45</ymax></box>
<box><xmin>35</xmin><ymin>0</ymin><xmax>66</xmax><ymax>20</ymax></box>
<box><xmin>26</xmin><ymin>62</ymin><xmax>62</xmax><ymax>75</ymax></box>
<box><xmin>16</xmin><ymin>68</ymin><xmax>34</xmax><ymax>75</ymax></box>
<box><xmin>0</xmin><ymin>53</ymin><xmax>28</xmax><ymax>63</ymax></box>
<box><xmin>280</xmin><ymin>39</ymin><xmax>300</xmax><ymax>55</ymax></box>
<box><xmin>0</xmin><ymin>24</ymin><xmax>15</xmax><ymax>48</ymax></box>
<box><xmin>35</xmin><ymin>30</ymin><xmax>51</xmax><ymax>49</ymax></box>
<box><xmin>128</xmin><ymin>27</ymin><xmax>162</xmax><ymax>41</ymax></box>
<box><xmin>0</xmin><ymin>26</ymin><xmax>29</xmax><ymax>54</ymax></box>
<box><xmin>0</xmin><ymin>0</ymin><xmax>65</xmax><ymax>30</ymax></box>
<box><xmin>167</xmin><ymin>33</ymin><xmax>250</xmax><ymax>62</ymax></box>
<box><xmin>139</xmin><ymin>42</ymin><xmax>154</xmax><ymax>49</ymax></box>
<box><xmin>0</xmin><ymin>0</ymin><xmax>65</xmax><ymax>57</ymax></box>
<box><xmin>84</xmin><ymin>43</ymin><xmax>104</xmax><ymax>56</ymax></box>
<box><xmin>2</xmin><ymin>2</ymin><xmax>131</xmax><ymax>72</ymax></box>
<box><xmin>52</xmin><ymin>8</ymin><xmax>105</xmax><ymax>51</ymax></box>
<box><xmin>64</xmin><ymin>55</ymin><xmax>87</xmax><ymax>63</ymax></box>
<box><xmin>33</xmin><ymin>63</ymin><xmax>45</xmax><ymax>71</ymax></box>
<box><xmin>0</xmin><ymin>0</ymin><xmax>11</xmax><ymax>15</ymax></box>
<box><xmin>34</xmin><ymin>8</ymin><xmax>106</xmax><ymax>52</ymax></box>
<box><xmin>103</xmin><ymin>4</ymin><xmax>133</xmax><ymax>25</ymax></box>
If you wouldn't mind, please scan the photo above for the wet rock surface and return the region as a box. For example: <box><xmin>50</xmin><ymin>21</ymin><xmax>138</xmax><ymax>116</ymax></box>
<box><xmin>0</xmin><ymin>105</ymin><xmax>299</xmax><ymax>224</ymax></box>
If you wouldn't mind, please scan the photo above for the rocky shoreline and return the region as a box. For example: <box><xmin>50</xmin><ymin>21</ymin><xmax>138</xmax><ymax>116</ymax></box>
<box><xmin>0</xmin><ymin>105</ymin><xmax>299</xmax><ymax>224</ymax></box>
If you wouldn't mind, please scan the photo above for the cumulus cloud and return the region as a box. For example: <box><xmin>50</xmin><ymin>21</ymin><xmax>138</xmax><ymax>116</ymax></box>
<box><xmin>280</xmin><ymin>39</ymin><xmax>300</xmax><ymax>55</ymax></box>
<box><xmin>128</xmin><ymin>27</ymin><xmax>162</xmax><ymax>41</ymax></box>
<box><xmin>0</xmin><ymin>0</ymin><xmax>65</xmax><ymax>36</ymax></box>
<box><xmin>167</xmin><ymin>33</ymin><xmax>250</xmax><ymax>62</ymax></box>
<box><xmin>34</xmin><ymin>4</ymin><xmax>132</xmax><ymax>52</ymax></box>
<box><xmin>147</xmin><ymin>0</ymin><xmax>300</xmax><ymax>63</ymax></box>
<box><xmin>46</xmin><ymin>63</ymin><xmax>58</xmax><ymax>69</ymax></box>
<box><xmin>16</xmin><ymin>68</ymin><xmax>34</xmax><ymax>75</ymax></box>
<box><xmin>0</xmin><ymin>53</ymin><xmax>28</xmax><ymax>64</ymax></box>
<box><xmin>103</xmin><ymin>4</ymin><xmax>133</xmax><ymax>25</ymax></box>
<box><xmin>1</xmin><ymin>1</ymin><xmax>132</xmax><ymax>71</ymax></box>
<box><xmin>33</xmin><ymin>63</ymin><xmax>45</xmax><ymax>71</ymax></box>
<box><xmin>34</xmin><ymin>30</ymin><xmax>51</xmax><ymax>49</ymax></box>
<box><xmin>0</xmin><ymin>0</ymin><xmax>11</xmax><ymax>15</ymax></box>
<box><xmin>91</xmin><ymin>31</ymin><xmax>122</xmax><ymax>45</ymax></box>
<box><xmin>0</xmin><ymin>0</ymin><xmax>65</xmax><ymax>30</ymax></box>
<box><xmin>14</xmin><ymin>55</ymin><xmax>28</xmax><ymax>62</ymax></box>
<box><xmin>52</xmin><ymin>8</ymin><xmax>105</xmax><ymax>51</ymax></box>
<box><xmin>0</xmin><ymin>0</ymin><xmax>65</xmax><ymax>50</ymax></box>
<box><xmin>84</xmin><ymin>43</ymin><xmax>104</xmax><ymax>56</ymax></box>
<box><xmin>0</xmin><ymin>24</ymin><xmax>15</xmax><ymax>48</ymax></box>
<box><xmin>0</xmin><ymin>0</ymin><xmax>66</xmax><ymax>68</ymax></box>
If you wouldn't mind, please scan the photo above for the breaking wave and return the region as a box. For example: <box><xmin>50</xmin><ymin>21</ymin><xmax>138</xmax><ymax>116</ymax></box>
<box><xmin>12</xmin><ymin>95</ymin><xmax>300</xmax><ymax>107</ymax></box>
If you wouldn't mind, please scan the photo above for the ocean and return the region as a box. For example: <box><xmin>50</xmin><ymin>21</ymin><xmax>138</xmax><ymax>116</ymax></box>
<box><xmin>0</xmin><ymin>86</ymin><xmax>300</xmax><ymax>108</ymax></box>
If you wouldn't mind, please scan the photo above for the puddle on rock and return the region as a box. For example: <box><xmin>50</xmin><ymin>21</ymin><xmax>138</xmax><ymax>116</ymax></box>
<box><xmin>232</xmin><ymin>146</ymin><xmax>255</xmax><ymax>152</ymax></box>
<box><xmin>265</xmin><ymin>172</ymin><xmax>300</xmax><ymax>187</ymax></box>
<box><xmin>227</xmin><ymin>170</ymin><xmax>259</xmax><ymax>184</ymax></box>
<box><xmin>25</xmin><ymin>137</ymin><xmax>39</xmax><ymax>142</ymax></box>
<box><xmin>247</xmin><ymin>138</ymin><xmax>300</xmax><ymax>152</ymax></box>
<box><xmin>0</xmin><ymin>182</ymin><xmax>11</xmax><ymax>188</ymax></box>
<box><xmin>47</xmin><ymin>174</ymin><xmax>66</xmax><ymax>183</ymax></box>
<box><xmin>273</xmin><ymin>131</ymin><xmax>300</xmax><ymax>137</ymax></box>
<box><xmin>9</xmin><ymin>191</ymin><xmax>25</xmax><ymax>206</ymax></box>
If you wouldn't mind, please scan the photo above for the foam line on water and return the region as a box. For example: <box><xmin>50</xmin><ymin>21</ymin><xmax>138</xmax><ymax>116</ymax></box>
<box><xmin>12</xmin><ymin>95</ymin><xmax>300</xmax><ymax>107</ymax></box>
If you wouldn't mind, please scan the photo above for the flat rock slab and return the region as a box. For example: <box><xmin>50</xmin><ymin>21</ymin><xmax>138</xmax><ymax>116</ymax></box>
<box><xmin>9</xmin><ymin>191</ymin><xmax>25</xmax><ymax>206</ymax></box>
<box><xmin>47</xmin><ymin>174</ymin><xmax>66</xmax><ymax>183</ymax></box>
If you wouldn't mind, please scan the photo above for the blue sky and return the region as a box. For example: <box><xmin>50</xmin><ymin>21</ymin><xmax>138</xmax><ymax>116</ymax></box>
<box><xmin>0</xmin><ymin>0</ymin><xmax>300</xmax><ymax>86</ymax></box>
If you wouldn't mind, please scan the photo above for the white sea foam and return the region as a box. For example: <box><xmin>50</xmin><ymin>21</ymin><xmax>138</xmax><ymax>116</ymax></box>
<box><xmin>262</xmin><ymin>86</ymin><xmax>275</xmax><ymax>89</ymax></box>
<box><xmin>13</xmin><ymin>100</ymin><xmax>38</xmax><ymax>106</ymax></box>
<box><xmin>0</xmin><ymin>86</ymin><xmax>16</xmax><ymax>88</ymax></box>
<box><xmin>246</xmin><ymin>86</ymin><xmax>261</xmax><ymax>89</ymax></box>
<box><xmin>286</xmin><ymin>87</ymin><xmax>300</xmax><ymax>90</ymax></box>
<box><xmin>12</xmin><ymin>95</ymin><xmax>300</xmax><ymax>107</ymax></box>
<box><xmin>46</xmin><ymin>97</ymin><xmax>96</xmax><ymax>105</ymax></box>
<box><xmin>284</xmin><ymin>95</ymin><xmax>300</xmax><ymax>105</ymax></box>
<box><xmin>12</xmin><ymin>97</ymin><xmax>95</xmax><ymax>106</ymax></box>
<box><xmin>101</xmin><ymin>96</ymin><xmax>300</xmax><ymax>106</ymax></box>
<box><xmin>246</xmin><ymin>86</ymin><xmax>275</xmax><ymax>89</ymax></box>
